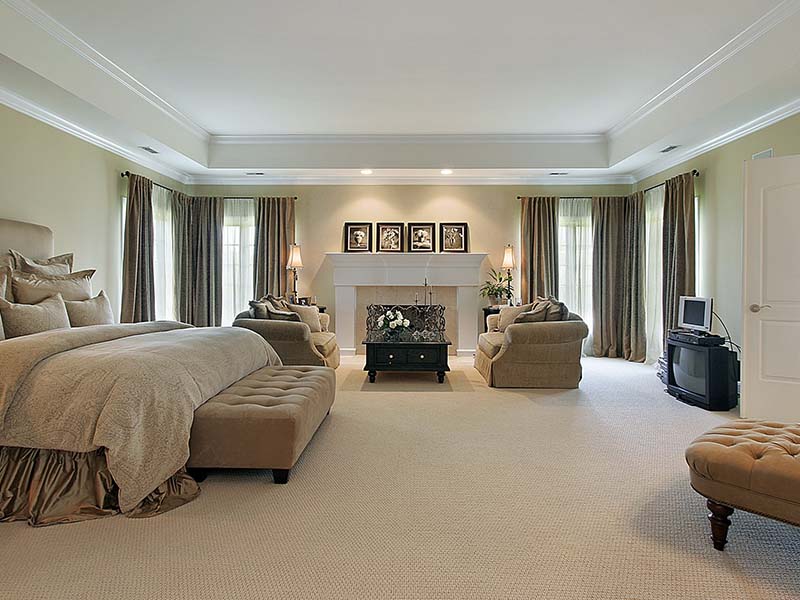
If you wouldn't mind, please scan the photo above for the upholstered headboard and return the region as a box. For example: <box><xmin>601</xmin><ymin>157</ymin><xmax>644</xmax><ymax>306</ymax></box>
<box><xmin>0</xmin><ymin>218</ymin><xmax>55</xmax><ymax>267</ymax></box>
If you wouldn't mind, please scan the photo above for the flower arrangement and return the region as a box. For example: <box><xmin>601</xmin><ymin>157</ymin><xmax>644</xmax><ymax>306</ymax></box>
<box><xmin>377</xmin><ymin>309</ymin><xmax>411</xmax><ymax>335</ymax></box>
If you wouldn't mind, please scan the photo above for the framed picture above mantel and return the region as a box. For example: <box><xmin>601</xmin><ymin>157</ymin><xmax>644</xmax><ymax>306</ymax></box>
<box><xmin>343</xmin><ymin>222</ymin><xmax>373</xmax><ymax>252</ymax></box>
<box><xmin>408</xmin><ymin>222</ymin><xmax>436</xmax><ymax>253</ymax></box>
<box><xmin>377</xmin><ymin>222</ymin><xmax>405</xmax><ymax>252</ymax></box>
<box><xmin>440</xmin><ymin>222</ymin><xmax>469</xmax><ymax>253</ymax></box>
<box><xmin>341</xmin><ymin>221</ymin><xmax>470</xmax><ymax>253</ymax></box>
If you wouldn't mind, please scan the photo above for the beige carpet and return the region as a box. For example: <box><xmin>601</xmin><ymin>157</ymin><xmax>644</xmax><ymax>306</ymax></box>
<box><xmin>2</xmin><ymin>357</ymin><xmax>798</xmax><ymax>600</ymax></box>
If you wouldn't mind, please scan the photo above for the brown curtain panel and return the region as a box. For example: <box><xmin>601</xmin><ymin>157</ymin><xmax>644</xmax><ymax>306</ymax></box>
<box><xmin>121</xmin><ymin>174</ymin><xmax>155</xmax><ymax>322</ymax></box>
<box><xmin>591</xmin><ymin>195</ymin><xmax>646</xmax><ymax>361</ymax></box>
<box><xmin>520</xmin><ymin>196</ymin><xmax>559</xmax><ymax>302</ymax></box>
<box><xmin>172</xmin><ymin>193</ymin><xmax>224</xmax><ymax>327</ymax></box>
<box><xmin>254</xmin><ymin>197</ymin><xmax>296</xmax><ymax>298</ymax></box>
<box><xmin>662</xmin><ymin>173</ymin><xmax>696</xmax><ymax>336</ymax></box>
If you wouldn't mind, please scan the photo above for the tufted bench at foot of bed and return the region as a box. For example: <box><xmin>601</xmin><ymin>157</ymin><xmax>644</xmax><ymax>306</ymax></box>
<box><xmin>187</xmin><ymin>365</ymin><xmax>335</xmax><ymax>483</ymax></box>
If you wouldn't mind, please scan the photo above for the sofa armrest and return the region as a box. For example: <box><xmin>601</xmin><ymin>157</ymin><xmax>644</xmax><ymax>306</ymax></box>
<box><xmin>486</xmin><ymin>313</ymin><xmax>500</xmax><ymax>331</ymax></box>
<box><xmin>504</xmin><ymin>319</ymin><xmax>589</xmax><ymax>345</ymax></box>
<box><xmin>233</xmin><ymin>318</ymin><xmax>312</xmax><ymax>342</ymax></box>
<box><xmin>319</xmin><ymin>312</ymin><xmax>331</xmax><ymax>332</ymax></box>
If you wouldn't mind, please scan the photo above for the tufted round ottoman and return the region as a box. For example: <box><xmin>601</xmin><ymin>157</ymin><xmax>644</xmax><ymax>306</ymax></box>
<box><xmin>686</xmin><ymin>420</ymin><xmax>800</xmax><ymax>550</ymax></box>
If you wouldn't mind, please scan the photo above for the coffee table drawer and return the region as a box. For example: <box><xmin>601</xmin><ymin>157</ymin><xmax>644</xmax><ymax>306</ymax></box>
<box><xmin>375</xmin><ymin>348</ymin><xmax>406</xmax><ymax>365</ymax></box>
<box><xmin>407</xmin><ymin>348</ymin><xmax>439</xmax><ymax>365</ymax></box>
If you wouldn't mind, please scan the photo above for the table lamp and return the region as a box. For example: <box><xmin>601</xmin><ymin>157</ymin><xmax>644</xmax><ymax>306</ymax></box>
<box><xmin>286</xmin><ymin>244</ymin><xmax>303</xmax><ymax>302</ymax></box>
<box><xmin>501</xmin><ymin>244</ymin><xmax>515</xmax><ymax>306</ymax></box>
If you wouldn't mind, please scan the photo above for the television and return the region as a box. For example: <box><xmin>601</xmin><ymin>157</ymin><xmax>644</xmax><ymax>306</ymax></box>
<box><xmin>666</xmin><ymin>340</ymin><xmax>738</xmax><ymax>411</ymax></box>
<box><xmin>678</xmin><ymin>296</ymin><xmax>712</xmax><ymax>332</ymax></box>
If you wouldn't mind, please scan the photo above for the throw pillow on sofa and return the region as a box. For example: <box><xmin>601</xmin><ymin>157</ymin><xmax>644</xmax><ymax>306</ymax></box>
<box><xmin>288</xmin><ymin>303</ymin><xmax>322</xmax><ymax>332</ymax></box>
<box><xmin>497</xmin><ymin>303</ymin><xmax>533</xmax><ymax>332</ymax></box>
<box><xmin>514</xmin><ymin>297</ymin><xmax>570</xmax><ymax>324</ymax></box>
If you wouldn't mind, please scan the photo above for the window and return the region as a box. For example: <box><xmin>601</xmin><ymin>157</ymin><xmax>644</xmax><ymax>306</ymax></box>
<box><xmin>151</xmin><ymin>186</ymin><xmax>176</xmax><ymax>320</ymax></box>
<box><xmin>221</xmin><ymin>198</ymin><xmax>256</xmax><ymax>326</ymax></box>
<box><xmin>643</xmin><ymin>185</ymin><xmax>665</xmax><ymax>363</ymax></box>
<box><xmin>557</xmin><ymin>198</ymin><xmax>593</xmax><ymax>353</ymax></box>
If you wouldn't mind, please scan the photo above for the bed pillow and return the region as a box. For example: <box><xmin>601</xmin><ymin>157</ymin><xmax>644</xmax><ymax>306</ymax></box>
<box><xmin>288</xmin><ymin>303</ymin><xmax>322</xmax><ymax>332</ymax></box>
<box><xmin>65</xmin><ymin>291</ymin><xmax>115</xmax><ymax>327</ymax></box>
<box><xmin>11</xmin><ymin>269</ymin><xmax>95</xmax><ymax>304</ymax></box>
<box><xmin>0</xmin><ymin>293</ymin><xmax>71</xmax><ymax>338</ymax></box>
<box><xmin>497</xmin><ymin>303</ymin><xmax>533</xmax><ymax>332</ymax></box>
<box><xmin>10</xmin><ymin>249</ymin><xmax>74</xmax><ymax>276</ymax></box>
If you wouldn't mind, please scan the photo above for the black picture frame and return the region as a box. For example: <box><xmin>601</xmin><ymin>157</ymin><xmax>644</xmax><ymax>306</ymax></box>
<box><xmin>376</xmin><ymin>222</ymin><xmax>405</xmax><ymax>252</ymax></box>
<box><xmin>439</xmin><ymin>222</ymin><xmax>469</xmax><ymax>252</ymax></box>
<box><xmin>408</xmin><ymin>222</ymin><xmax>436</xmax><ymax>253</ymax></box>
<box><xmin>343</xmin><ymin>222</ymin><xmax>373</xmax><ymax>252</ymax></box>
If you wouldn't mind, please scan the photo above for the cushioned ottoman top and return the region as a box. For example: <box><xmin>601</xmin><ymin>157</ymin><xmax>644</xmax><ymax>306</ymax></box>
<box><xmin>205</xmin><ymin>365</ymin><xmax>335</xmax><ymax>410</ymax></box>
<box><xmin>686</xmin><ymin>420</ymin><xmax>800</xmax><ymax>506</ymax></box>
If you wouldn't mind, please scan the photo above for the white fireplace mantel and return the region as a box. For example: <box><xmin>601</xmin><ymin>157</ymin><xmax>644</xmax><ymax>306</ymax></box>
<box><xmin>326</xmin><ymin>252</ymin><xmax>488</xmax><ymax>356</ymax></box>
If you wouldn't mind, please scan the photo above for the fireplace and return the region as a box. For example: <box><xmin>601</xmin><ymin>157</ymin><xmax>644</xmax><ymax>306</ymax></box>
<box><xmin>326</xmin><ymin>252</ymin><xmax>488</xmax><ymax>356</ymax></box>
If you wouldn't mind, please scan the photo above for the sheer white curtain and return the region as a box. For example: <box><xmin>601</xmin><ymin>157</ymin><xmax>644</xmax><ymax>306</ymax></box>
<box><xmin>222</xmin><ymin>198</ymin><xmax>256</xmax><ymax>326</ymax></box>
<box><xmin>151</xmin><ymin>185</ymin><xmax>175</xmax><ymax>321</ymax></box>
<box><xmin>644</xmin><ymin>185</ymin><xmax>665</xmax><ymax>363</ymax></box>
<box><xmin>558</xmin><ymin>198</ymin><xmax>593</xmax><ymax>354</ymax></box>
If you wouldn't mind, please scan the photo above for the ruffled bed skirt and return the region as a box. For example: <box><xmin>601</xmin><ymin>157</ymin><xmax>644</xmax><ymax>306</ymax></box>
<box><xmin>0</xmin><ymin>446</ymin><xmax>200</xmax><ymax>527</ymax></box>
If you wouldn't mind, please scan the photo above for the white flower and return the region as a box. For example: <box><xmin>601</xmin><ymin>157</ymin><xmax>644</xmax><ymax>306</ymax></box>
<box><xmin>389</xmin><ymin>321</ymin><xmax>397</xmax><ymax>329</ymax></box>
<box><xmin>377</xmin><ymin>316</ymin><xmax>384</xmax><ymax>326</ymax></box>
<box><xmin>403</xmin><ymin>319</ymin><xmax>410</xmax><ymax>327</ymax></box>
<box><xmin>396</xmin><ymin>311</ymin><xmax>403</xmax><ymax>320</ymax></box>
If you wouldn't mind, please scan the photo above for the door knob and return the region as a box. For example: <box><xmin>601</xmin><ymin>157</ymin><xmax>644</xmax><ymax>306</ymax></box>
<box><xmin>749</xmin><ymin>303</ymin><xmax>772</xmax><ymax>313</ymax></box>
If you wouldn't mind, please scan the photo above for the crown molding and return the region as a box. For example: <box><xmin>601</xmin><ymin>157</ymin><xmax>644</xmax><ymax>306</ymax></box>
<box><xmin>631</xmin><ymin>96</ymin><xmax>800</xmax><ymax>182</ymax></box>
<box><xmin>0</xmin><ymin>86</ymin><xmax>191</xmax><ymax>183</ymax></box>
<box><xmin>211</xmin><ymin>133</ymin><xmax>606</xmax><ymax>145</ymax></box>
<box><xmin>608</xmin><ymin>0</ymin><xmax>800</xmax><ymax>139</ymax></box>
<box><xmin>184</xmin><ymin>173</ymin><xmax>635</xmax><ymax>186</ymax></box>
<box><xmin>2</xmin><ymin>0</ymin><xmax>210</xmax><ymax>144</ymax></box>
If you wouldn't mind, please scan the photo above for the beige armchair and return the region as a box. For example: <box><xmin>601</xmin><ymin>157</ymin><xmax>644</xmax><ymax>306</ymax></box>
<box><xmin>474</xmin><ymin>313</ymin><xmax>589</xmax><ymax>388</ymax></box>
<box><xmin>234</xmin><ymin>311</ymin><xmax>340</xmax><ymax>369</ymax></box>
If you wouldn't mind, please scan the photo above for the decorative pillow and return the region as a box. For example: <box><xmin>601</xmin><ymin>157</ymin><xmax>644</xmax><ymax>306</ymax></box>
<box><xmin>10</xmin><ymin>249</ymin><xmax>74</xmax><ymax>276</ymax></box>
<box><xmin>513</xmin><ymin>303</ymin><xmax>549</xmax><ymax>324</ymax></box>
<box><xmin>267</xmin><ymin>306</ymin><xmax>301</xmax><ymax>322</ymax></box>
<box><xmin>288</xmin><ymin>303</ymin><xmax>322</xmax><ymax>332</ymax></box>
<box><xmin>11</xmin><ymin>269</ymin><xmax>95</xmax><ymax>304</ymax></box>
<box><xmin>248</xmin><ymin>300</ymin><xmax>270</xmax><ymax>319</ymax></box>
<box><xmin>0</xmin><ymin>293</ymin><xmax>71</xmax><ymax>338</ymax></box>
<box><xmin>266</xmin><ymin>294</ymin><xmax>291</xmax><ymax>311</ymax></box>
<box><xmin>536</xmin><ymin>296</ymin><xmax>570</xmax><ymax>321</ymax></box>
<box><xmin>65</xmin><ymin>291</ymin><xmax>115</xmax><ymax>327</ymax></box>
<box><xmin>497</xmin><ymin>303</ymin><xmax>533</xmax><ymax>332</ymax></box>
<box><xmin>0</xmin><ymin>266</ymin><xmax>9</xmax><ymax>301</ymax></box>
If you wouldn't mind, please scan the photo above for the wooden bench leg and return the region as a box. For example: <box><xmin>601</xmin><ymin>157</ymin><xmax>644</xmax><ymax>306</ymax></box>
<box><xmin>707</xmin><ymin>499</ymin><xmax>734</xmax><ymax>551</ymax></box>
<box><xmin>273</xmin><ymin>468</ymin><xmax>290</xmax><ymax>484</ymax></box>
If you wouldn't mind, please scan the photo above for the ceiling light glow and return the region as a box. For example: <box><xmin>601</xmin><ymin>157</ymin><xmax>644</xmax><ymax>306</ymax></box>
<box><xmin>440</xmin><ymin>169</ymin><xmax>453</xmax><ymax>175</ymax></box>
<box><xmin>360</xmin><ymin>169</ymin><xmax>373</xmax><ymax>175</ymax></box>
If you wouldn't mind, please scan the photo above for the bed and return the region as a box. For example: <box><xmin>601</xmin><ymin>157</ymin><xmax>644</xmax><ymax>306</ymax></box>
<box><xmin>0</xmin><ymin>218</ymin><xmax>334</xmax><ymax>526</ymax></box>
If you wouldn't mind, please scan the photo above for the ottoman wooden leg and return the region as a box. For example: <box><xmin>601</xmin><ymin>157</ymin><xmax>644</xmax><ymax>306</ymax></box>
<box><xmin>273</xmin><ymin>468</ymin><xmax>290</xmax><ymax>484</ymax></box>
<box><xmin>707</xmin><ymin>499</ymin><xmax>734</xmax><ymax>551</ymax></box>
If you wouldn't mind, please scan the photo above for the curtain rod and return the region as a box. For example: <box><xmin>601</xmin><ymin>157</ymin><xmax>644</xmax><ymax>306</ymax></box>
<box><xmin>516</xmin><ymin>169</ymin><xmax>700</xmax><ymax>199</ymax></box>
<box><xmin>121</xmin><ymin>171</ymin><xmax>298</xmax><ymax>199</ymax></box>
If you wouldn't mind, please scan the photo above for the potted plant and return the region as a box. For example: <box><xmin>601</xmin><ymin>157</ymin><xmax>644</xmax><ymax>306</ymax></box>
<box><xmin>480</xmin><ymin>268</ymin><xmax>513</xmax><ymax>306</ymax></box>
<box><xmin>377</xmin><ymin>308</ymin><xmax>412</xmax><ymax>339</ymax></box>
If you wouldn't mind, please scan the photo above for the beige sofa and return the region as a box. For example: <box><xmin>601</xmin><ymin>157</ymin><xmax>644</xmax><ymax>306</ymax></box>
<box><xmin>234</xmin><ymin>310</ymin><xmax>341</xmax><ymax>369</ymax></box>
<box><xmin>474</xmin><ymin>313</ymin><xmax>589</xmax><ymax>388</ymax></box>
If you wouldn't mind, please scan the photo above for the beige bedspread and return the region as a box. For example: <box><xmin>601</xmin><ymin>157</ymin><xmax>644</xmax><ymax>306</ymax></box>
<box><xmin>0</xmin><ymin>322</ymin><xmax>280</xmax><ymax>511</ymax></box>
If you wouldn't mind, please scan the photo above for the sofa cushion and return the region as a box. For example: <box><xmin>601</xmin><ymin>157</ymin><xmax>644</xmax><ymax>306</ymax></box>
<box><xmin>497</xmin><ymin>303</ymin><xmax>533</xmax><ymax>332</ymax></box>
<box><xmin>311</xmin><ymin>331</ymin><xmax>337</xmax><ymax>356</ymax></box>
<box><xmin>478</xmin><ymin>332</ymin><xmax>505</xmax><ymax>358</ymax></box>
<box><xmin>289</xmin><ymin>303</ymin><xmax>322</xmax><ymax>332</ymax></box>
<box><xmin>515</xmin><ymin>297</ymin><xmax>570</xmax><ymax>324</ymax></box>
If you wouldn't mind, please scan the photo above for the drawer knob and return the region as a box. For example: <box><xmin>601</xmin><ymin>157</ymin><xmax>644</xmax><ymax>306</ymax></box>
<box><xmin>389</xmin><ymin>354</ymin><xmax>394</xmax><ymax>359</ymax></box>
<box><xmin>420</xmin><ymin>354</ymin><xmax>425</xmax><ymax>359</ymax></box>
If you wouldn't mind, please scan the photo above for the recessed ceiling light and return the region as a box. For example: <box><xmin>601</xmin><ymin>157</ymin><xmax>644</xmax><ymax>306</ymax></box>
<box><xmin>139</xmin><ymin>146</ymin><xmax>159</xmax><ymax>154</ymax></box>
<box><xmin>440</xmin><ymin>169</ymin><xmax>453</xmax><ymax>175</ymax></box>
<box><xmin>360</xmin><ymin>169</ymin><xmax>373</xmax><ymax>175</ymax></box>
<box><xmin>245</xmin><ymin>172</ymin><xmax>265</xmax><ymax>176</ymax></box>
<box><xmin>660</xmin><ymin>145</ymin><xmax>680</xmax><ymax>153</ymax></box>
<box><xmin>549</xmin><ymin>172</ymin><xmax>569</xmax><ymax>176</ymax></box>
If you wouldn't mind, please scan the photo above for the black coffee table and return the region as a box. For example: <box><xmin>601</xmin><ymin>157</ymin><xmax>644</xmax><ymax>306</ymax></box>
<box><xmin>363</xmin><ymin>331</ymin><xmax>451</xmax><ymax>383</ymax></box>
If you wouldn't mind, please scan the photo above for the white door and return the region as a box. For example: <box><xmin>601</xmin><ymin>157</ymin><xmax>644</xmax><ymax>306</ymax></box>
<box><xmin>742</xmin><ymin>155</ymin><xmax>800</xmax><ymax>421</ymax></box>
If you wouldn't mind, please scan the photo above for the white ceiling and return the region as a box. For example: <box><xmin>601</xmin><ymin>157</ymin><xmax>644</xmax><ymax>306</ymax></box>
<box><xmin>28</xmin><ymin>0</ymin><xmax>783</xmax><ymax>135</ymax></box>
<box><xmin>1</xmin><ymin>0</ymin><xmax>800</xmax><ymax>184</ymax></box>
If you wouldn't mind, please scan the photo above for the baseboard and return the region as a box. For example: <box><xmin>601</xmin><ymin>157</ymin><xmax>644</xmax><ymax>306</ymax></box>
<box><xmin>457</xmin><ymin>348</ymin><xmax>476</xmax><ymax>357</ymax></box>
<box><xmin>340</xmin><ymin>348</ymin><xmax>357</xmax><ymax>357</ymax></box>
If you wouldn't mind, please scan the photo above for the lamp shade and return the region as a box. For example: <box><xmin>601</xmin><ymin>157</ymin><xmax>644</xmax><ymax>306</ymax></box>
<box><xmin>501</xmin><ymin>244</ymin><xmax>515</xmax><ymax>270</ymax></box>
<box><xmin>287</xmin><ymin>244</ymin><xmax>304</xmax><ymax>269</ymax></box>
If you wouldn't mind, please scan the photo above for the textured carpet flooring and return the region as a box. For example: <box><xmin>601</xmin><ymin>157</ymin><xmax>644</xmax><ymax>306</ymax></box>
<box><xmin>2</xmin><ymin>357</ymin><xmax>798</xmax><ymax>600</ymax></box>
